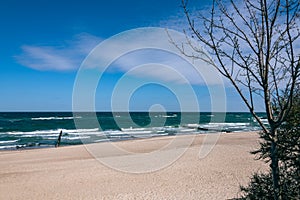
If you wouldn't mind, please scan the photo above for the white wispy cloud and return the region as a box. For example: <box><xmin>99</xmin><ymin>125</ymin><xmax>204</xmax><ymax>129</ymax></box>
<box><xmin>80</xmin><ymin>28</ymin><xmax>225</xmax><ymax>86</ymax></box>
<box><xmin>15</xmin><ymin>28</ymin><xmax>224</xmax><ymax>86</ymax></box>
<box><xmin>15</xmin><ymin>33</ymin><xmax>102</xmax><ymax>71</ymax></box>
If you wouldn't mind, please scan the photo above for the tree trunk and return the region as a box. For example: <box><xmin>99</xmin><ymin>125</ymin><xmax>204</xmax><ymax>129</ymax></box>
<box><xmin>270</xmin><ymin>129</ymin><xmax>280</xmax><ymax>200</ymax></box>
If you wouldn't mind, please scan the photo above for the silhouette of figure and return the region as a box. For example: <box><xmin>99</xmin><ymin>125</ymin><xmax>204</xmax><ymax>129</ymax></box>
<box><xmin>56</xmin><ymin>130</ymin><xmax>63</xmax><ymax>147</ymax></box>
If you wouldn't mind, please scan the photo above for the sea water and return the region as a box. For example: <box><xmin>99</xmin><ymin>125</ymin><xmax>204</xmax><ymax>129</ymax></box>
<box><xmin>0</xmin><ymin>112</ymin><xmax>267</xmax><ymax>150</ymax></box>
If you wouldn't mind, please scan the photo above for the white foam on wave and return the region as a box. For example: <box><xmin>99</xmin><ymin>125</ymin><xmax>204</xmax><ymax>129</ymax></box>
<box><xmin>0</xmin><ymin>145</ymin><xmax>18</xmax><ymax>149</ymax></box>
<box><xmin>161</xmin><ymin>114</ymin><xmax>177</xmax><ymax>118</ymax></box>
<box><xmin>7</xmin><ymin>128</ymin><xmax>100</xmax><ymax>136</ymax></box>
<box><xmin>0</xmin><ymin>144</ymin><xmax>27</xmax><ymax>149</ymax></box>
<box><xmin>121</xmin><ymin>127</ymin><xmax>147</xmax><ymax>131</ymax></box>
<box><xmin>122</xmin><ymin>130</ymin><xmax>153</xmax><ymax>135</ymax></box>
<box><xmin>181</xmin><ymin>122</ymin><xmax>260</xmax><ymax>132</ymax></box>
<box><xmin>177</xmin><ymin>128</ymin><xmax>195</xmax><ymax>132</ymax></box>
<box><xmin>94</xmin><ymin>139</ymin><xmax>111</xmax><ymax>142</ymax></box>
<box><xmin>0</xmin><ymin>139</ymin><xmax>20</xmax><ymax>144</ymax></box>
<box><xmin>121</xmin><ymin>126</ymin><xmax>196</xmax><ymax>134</ymax></box>
<box><xmin>208</xmin><ymin>122</ymin><xmax>250</xmax><ymax>126</ymax></box>
<box><xmin>153</xmin><ymin>114</ymin><xmax>177</xmax><ymax>118</ymax></box>
<box><xmin>199</xmin><ymin>123</ymin><xmax>250</xmax><ymax>129</ymax></box>
<box><xmin>252</xmin><ymin>118</ymin><xmax>268</xmax><ymax>124</ymax></box>
<box><xmin>183</xmin><ymin>124</ymin><xmax>200</xmax><ymax>128</ymax></box>
<box><xmin>7</xmin><ymin>130</ymin><xmax>61</xmax><ymax>135</ymax></box>
<box><xmin>61</xmin><ymin>128</ymin><xmax>99</xmax><ymax>134</ymax></box>
<box><xmin>66</xmin><ymin>136</ymin><xmax>91</xmax><ymax>140</ymax></box>
<box><xmin>31</xmin><ymin>116</ymin><xmax>82</xmax><ymax>121</ymax></box>
<box><xmin>105</xmin><ymin>130</ymin><xmax>124</xmax><ymax>136</ymax></box>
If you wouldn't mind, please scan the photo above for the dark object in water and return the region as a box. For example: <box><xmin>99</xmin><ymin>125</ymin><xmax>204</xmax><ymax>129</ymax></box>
<box><xmin>16</xmin><ymin>145</ymin><xmax>25</xmax><ymax>149</ymax></box>
<box><xmin>55</xmin><ymin>130</ymin><xmax>63</xmax><ymax>147</ymax></box>
<box><xmin>197</xmin><ymin>127</ymin><xmax>232</xmax><ymax>133</ymax></box>
<box><xmin>197</xmin><ymin>127</ymin><xmax>209</xmax><ymax>131</ymax></box>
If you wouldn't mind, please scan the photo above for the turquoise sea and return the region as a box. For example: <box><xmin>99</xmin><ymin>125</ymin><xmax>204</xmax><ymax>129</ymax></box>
<box><xmin>0</xmin><ymin>112</ymin><xmax>267</xmax><ymax>150</ymax></box>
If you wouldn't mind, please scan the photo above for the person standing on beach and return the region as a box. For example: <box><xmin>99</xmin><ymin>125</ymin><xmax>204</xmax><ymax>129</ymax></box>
<box><xmin>55</xmin><ymin>130</ymin><xmax>63</xmax><ymax>147</ymax></box>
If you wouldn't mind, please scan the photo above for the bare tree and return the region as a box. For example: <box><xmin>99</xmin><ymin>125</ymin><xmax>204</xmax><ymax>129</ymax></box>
<box><xmin>176</xmin><ymin>0</ymin><xmax>300</xmax><ymax>199</ymax></box>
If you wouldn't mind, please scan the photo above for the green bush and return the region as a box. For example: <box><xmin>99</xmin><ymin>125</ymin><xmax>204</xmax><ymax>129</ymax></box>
<box><xmin>238</xmin><ymin>92</ymin><xmax>300</xmax><ymax>199</ymax></box>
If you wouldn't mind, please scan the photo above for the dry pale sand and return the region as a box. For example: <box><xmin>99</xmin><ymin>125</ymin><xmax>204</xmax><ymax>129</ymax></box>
<box><xmin>0</xmin><ymin>132</ymin><xmax>267</xmax><ymax>200</ymax></box>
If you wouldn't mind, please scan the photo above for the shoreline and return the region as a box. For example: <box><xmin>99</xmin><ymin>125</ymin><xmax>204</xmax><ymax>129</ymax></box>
<box><xmin>0</xmin><ymin>112</ymin><xmax>266</xmax><ymax>150</ymax></box>
<box><xmin>0</xmin><ymin>130</ymin><xmax>261</xmax><ymax>151</ymax></box>
<box><xmin>0</xmin><ymin>131</ymin><xmax>267</xmax><ymax>199</ymax></box>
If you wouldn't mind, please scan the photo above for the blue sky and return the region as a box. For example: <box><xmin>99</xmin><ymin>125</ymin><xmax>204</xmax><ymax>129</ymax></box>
<box><xmin>0</xmin><ymin>0</ymin><xmax>262</xmax><ymax>112</ymax></box>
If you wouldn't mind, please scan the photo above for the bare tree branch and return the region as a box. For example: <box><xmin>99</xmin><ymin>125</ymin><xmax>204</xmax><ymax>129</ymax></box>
<box><xmin>179</xmin><ymin>0</ymin><xmax>300</xmax><ymax>198</ymax></box>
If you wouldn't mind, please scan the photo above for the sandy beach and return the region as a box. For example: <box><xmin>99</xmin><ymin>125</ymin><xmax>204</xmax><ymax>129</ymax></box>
<box><xmin>0</xmin><ymin>132</ymin><xmax>267</xmax><ymax>199</ymax></box>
